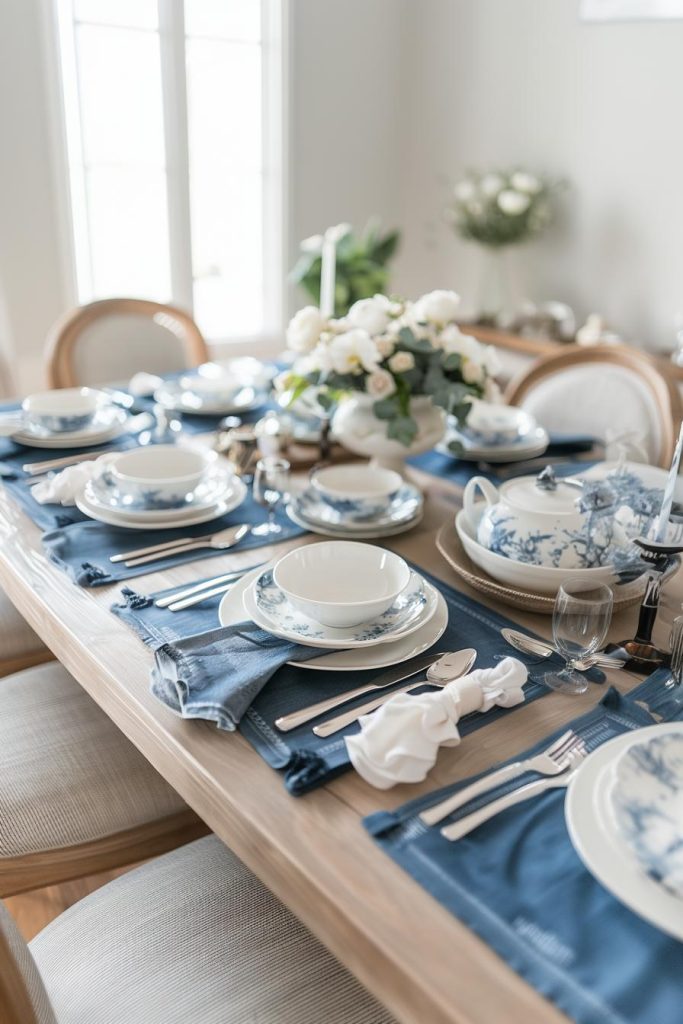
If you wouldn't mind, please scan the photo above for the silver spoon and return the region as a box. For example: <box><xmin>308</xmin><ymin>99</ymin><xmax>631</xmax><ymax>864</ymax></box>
<box><xmin>122</xmin><ymin>524</ymin><xmax>251</xmax><ymax>567</ymax></box>
<box><xmin>312</xmin><ymin>649</ymin><xmax>478</xmax><ymax>738</ymax></box>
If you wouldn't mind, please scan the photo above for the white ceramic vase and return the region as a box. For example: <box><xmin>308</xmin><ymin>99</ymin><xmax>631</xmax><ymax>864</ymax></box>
<box><xmin>332</xmin><ymin>393</ymin><xmax>447</xmax><ymax>475</ymax></box>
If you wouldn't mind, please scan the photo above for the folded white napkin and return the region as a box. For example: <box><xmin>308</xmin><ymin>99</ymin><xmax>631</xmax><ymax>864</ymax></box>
<box><xmin>128</xmin><ymin>372</ymin><xmax>164</xmax><ymax>397</ymax></box>
<box><xmin>345</xmin><ymin>657</ymin><xmax>527</xmax><ymax>790</ymax></box>
<box><xmin>32</xmin><ymin>454</ymin><xmax>117</xmax><ymax>506</ymax></box>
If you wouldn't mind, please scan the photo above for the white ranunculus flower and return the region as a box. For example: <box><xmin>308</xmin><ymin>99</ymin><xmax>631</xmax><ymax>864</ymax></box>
<box><xmin>300</xmin><ymin>234</ymin><xmax>324</xmax><ymax>252</ymax></box>
<box><xmin>375</xmin><ymin>336</ymin><xmax>396</xmax><ymax>359</ymax></box>
<box><xmin>286</xmin><ymin>306</ymin><xmax>327</xmax><ymax>354</ymax></box>
<box><xmin>511</xmin><ymin>171</ymin><xmax>541</xmax><ymax>194</ymax></box>
<box><xmin>480</xmin><ymin>173</ymin><xmax>505</xmax><ymax>197</ymax></box>
<box><xmin>347</xmin><ymin>296</ymin><xmax>391</xmax><ymax>335</ymax></box>
<box><xmin>454</xmin><ymin>179</ymin><xmax>476</xmax><ymax>202</ymax></box>
<box><xmin>412</xmin><ymin>289</ymin><xmax>461</xmax><ymax>326</ymax></box>
<box><xmin>328</xmin><ymin>329</ymin><xmax>381</xmax><ymax>375</ymax></box>
<box><xmin>388</xmin><ymin>351</ymin><xmax>415</xmax><ymax>374</ymax></box>
<box><xmin>462</xmin><ymin>359</ymin><xmax>484</xmax><ymax>384</ymax></box>
<box><xmin>366</xmin><ymin>368</ymin><xmax>397</xmax><ymax>399</ymax></box>
<box><xmin>497</xmin><ymin>190</ymin><xmax>531</xmax><ymax>216</ymax></box>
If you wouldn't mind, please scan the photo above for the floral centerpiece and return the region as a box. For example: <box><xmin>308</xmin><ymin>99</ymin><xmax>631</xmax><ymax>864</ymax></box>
<box><xmin>278</xmin><ymin>289</ymin><xmax>499</xmax><ymax>468</ymax></box>
<box><xmin>449</xmin><ymin>168</ymin><xmax>562</xmax><ymax>324</ymax></box>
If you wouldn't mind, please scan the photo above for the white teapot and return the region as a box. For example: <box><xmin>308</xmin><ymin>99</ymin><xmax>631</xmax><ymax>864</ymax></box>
<box><xmin>462</xmin><ymin>474</ymin><xmax>627</xmax><ymax>569</ymax></box>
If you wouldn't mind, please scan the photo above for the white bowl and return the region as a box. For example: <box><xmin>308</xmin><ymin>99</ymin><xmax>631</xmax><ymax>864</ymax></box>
<box><xmin>455</xmin><ymin>507</ymin><xmax>621</xmax><ymax>595</ymax></box>
<box><xmin>110</xmin><ymin>445</ymin><xmax>217</xmax><ymax>508</ymax></box>
<box><xmin>310</xmin><ymin>465</ymin><xmax>402</xmax><ymax>517</ymax></box>
<box><xmin>272</xmin><ymin>541</ymin><xmax>411</xmax><ymax>627</ymax></box>
<box><xmin>23</xmin><ymin>387</ymin><xmax>109</xmax><ymax>433</ymax></box>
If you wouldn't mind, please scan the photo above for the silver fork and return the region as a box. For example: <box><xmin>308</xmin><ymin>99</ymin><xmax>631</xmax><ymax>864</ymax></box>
<box><xmin>420</xmin><ymin>729</ymin><xmax>583</xmax><ymax>826</ymax></box>
<box><xmin>440</xmin><ymin>745</ymin><xmax>588</xmax><ymax>841</ymax></box>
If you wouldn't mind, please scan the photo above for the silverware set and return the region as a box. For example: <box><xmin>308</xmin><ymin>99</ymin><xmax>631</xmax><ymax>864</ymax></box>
<box><xmin>500</xmin><ymin>627</ymin><xmax>624</xmax><ymax>671</ymax></box>
<box><xmin>111</xmin><ymin>524</ymin><xmax>250</xmax><ymax>568</ymax></box>
<box><xmin>155</xmin><ymin>564</ymin><xmax>264</xmax><ymax>611</ymax></box>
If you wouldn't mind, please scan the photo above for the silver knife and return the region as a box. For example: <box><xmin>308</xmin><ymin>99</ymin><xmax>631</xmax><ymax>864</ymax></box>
<box><xmin>273</xmin><ymin>651</ymin><xmax>449</xmax><ymax>733</ymax></box>
<box><xmin>155</xmin><ymin>566</ymin><xmax>260</xmax><ymax>607</ymax></box>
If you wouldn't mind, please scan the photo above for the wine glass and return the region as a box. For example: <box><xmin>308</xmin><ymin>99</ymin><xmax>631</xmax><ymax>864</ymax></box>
<box><xmin>544</xmin><ymin>578</ymin><xmax>614</xmax><ymax>695</ymax></box>
<box><xmin>252</xmin><ymin>456</ymin><xmax>290</xmax><ymax>538</ymax></box>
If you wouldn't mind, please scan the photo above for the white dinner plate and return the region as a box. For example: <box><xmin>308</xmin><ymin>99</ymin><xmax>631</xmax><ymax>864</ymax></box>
<box><xmin>245</xmin><ymin>570</ymin><xmax>438</xmax><ymax>650</ymax></box>
<box><xmin>75</xmin><ymin>476</ymin><xmax>247</xmax><ymax>530</ymax></box>
<box><xmin>12</xmin><ymin>406</ymin><xmax>130</xmax><ymax>449</ymax></box>
<box><xmin>286</xmin><ymin>502</ymin><xmax>424</xmax><ymax>539</ymax></box>
<box><xmin>154</xmin><ymin>380</ymin><xmax>269</xmax><ymax>416</ymax></box>
<box><xmin>437</xmin><ymin>424</ymin><xmax>550</xmax><ymax>463</ymax></box>
<box><xmin>218</xmin><ymin>565</ymin><xmax>448</xmax><ymax>671</ymax></box>
<box><xmin>565</xmin><ymin>724</ymin><xmax>683</xmax><ymax>941</ymax></box>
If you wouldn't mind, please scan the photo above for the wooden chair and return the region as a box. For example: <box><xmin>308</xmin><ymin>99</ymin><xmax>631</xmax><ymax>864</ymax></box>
<box><xmin>0</xmin><ymin>835</ymin><xmax>395</xmax><ymax>1024</ymax></box>
<box><xmin>0</xmin><ymin>662</ymin><xmax>208</xmax><ymax>898</ymax></box>
<box><xmin>505</xmin><ymin>344</ymin><xmax>682</xmax><ymax>468</ymax></box>
<box><xmin>44</xmin><ymin>298</ymin><xmax>209</xmax><ymax>388</ymax></box>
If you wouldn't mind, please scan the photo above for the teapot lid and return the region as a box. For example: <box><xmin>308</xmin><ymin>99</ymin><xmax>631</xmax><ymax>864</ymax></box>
<box><xmin>500</xmin><ymin>476</ymin><xmax>583</xmax><ymax>516</ymax></box>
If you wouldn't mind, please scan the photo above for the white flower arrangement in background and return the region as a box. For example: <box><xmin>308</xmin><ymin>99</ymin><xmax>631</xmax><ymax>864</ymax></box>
<box><xmin>278</xmin><ymin>290</ymin><xmax>499</xmax><ymax>446</ymax></box>
<box><xmin>450</xmin><ymin>168</ymin><xmax>562</xmax><ymax>248</ymax></box>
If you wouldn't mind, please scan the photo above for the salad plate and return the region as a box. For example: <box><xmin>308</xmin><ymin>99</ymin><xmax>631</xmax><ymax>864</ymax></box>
<box><xmin>248</xmin><ymin>568</ymin><xmax>436</xmax><ymax>649</ymax></box>
<box><xmin>76</xmin><ymin>476</ymin><xmax>246</xmax><ymax>530</ymax></box>
<box><xmin>286</xmin><ymin>501</ymin><xmax>423</xmax><ymax>539</ymax></box>
<box><xmin>565</xmin><ymin>724</ymin><xmax>683</xmax><ymax>941</ymax></box>
<box><xmin>293</xmin><ymin>482</ymin><xmax>422</xmax><ymax>530</ymax></box>
<box><xmin>154</xmin><ymin>379</ymin><xmax>269</xmax><ymax>416</ymax></box>
<box><xmin>11</xmin><ymin>406</ymin><xmax>129</xmax><ymax>449</ymax></box>
<box><xmin>218</xmin><ymin>565</ymin><xmax>447</xmax><ymax>670</ymax></box>
<box><xmin>437</xmin><ymin>423</ymin><xmax>550</xmax><ymax>463</ymax></box>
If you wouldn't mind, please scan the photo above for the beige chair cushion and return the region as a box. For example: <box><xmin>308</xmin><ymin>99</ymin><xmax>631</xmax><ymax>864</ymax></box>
<box><xmin>30</xmin><ymin>835</ymin><xmax>395</xmax><ymax>1024</ymax></box>
<box><xmin>0</xmin><ymin>663</ymin><xmax>187</xmax><ymax>859</ymax></box>
<box><xmin>0</xmin><ymin>587</ymin><xmax>48</xmax><ymax>671</ymax></box>
<box><xmin>71</xmin><ymin>314</ymin><xmax>189</xmax><ymax>385</ymax></box>
<box><xmin>0</xmin><ymin>903</ymin><xmax>57</xmax><ymax>1024</ymax></box>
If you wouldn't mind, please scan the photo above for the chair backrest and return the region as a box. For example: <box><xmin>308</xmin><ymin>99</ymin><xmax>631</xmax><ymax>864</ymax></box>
<box><xmin>505</xmin><ymin>345</ymin><xmax>681</xmax><ymax>468</ymax></box>
<box><xmin>44</xmin><ymin>299</ymin><xmax>209</xmax><ymax>388</ymax></box>
<box><xmin>0</xmin><ymin>903</ymin><xmax>56</xmax><ymax>1024</ymax></box>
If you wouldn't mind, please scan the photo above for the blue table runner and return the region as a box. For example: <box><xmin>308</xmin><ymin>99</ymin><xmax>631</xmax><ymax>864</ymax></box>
<box><xmin>364</xmin><ymin>680</ymin><xmax>683</xmax><ymax>1024</ymax></box>
<box><xmin>112</xmin><ymin>564</ymin><xmax>604</xmax><ymax>795</ymax></box>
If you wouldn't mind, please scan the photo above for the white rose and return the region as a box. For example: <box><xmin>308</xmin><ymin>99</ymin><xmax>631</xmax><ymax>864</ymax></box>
<box><xmin>480</xmin><ymin>173</ymin><xmax>505</xmax><ymax>197</ymax></box>
<box><xmin>366</xmin><ymin>369</ymin><xmax>396</xmax><ymax>399</ymax></box>
<box><xmin>454</xmin><ymin>180</ymin><xmax>476</xmax><ymax>202</ymax></box>
<box><xmin>511</xmin><ymin>171</ymin><xmax>541</xmax><ymax>194</ymax></box>
<box><xmin>438</xmin><ymin>326</ymin><xmax>486</xmax><ymax>365</ymax></box>
<box><xmin>328</xmin><ymin>329</ymin><xmax>381</xmax><ymax>375</ymax></box>
<box><xmin>462</xmin><ymin>360</ymin><xmax>484</xmax><ymax>384</ymax></box>
<box><xmin>347</xmin><ymin>296</ymin><xmax>391</xmax><ymax>335</ymax></box>
<box><xmin>388</xmin><ymin>351</ymin><xmax>415</xmax><ymax>374</ymax></box>
<box><xmin>412</xmin><ymin>289</ymin><xmax>461</xmax><ymax>325</ymax></box>
<box><xmin>497</xmin><ymin>190</ymin><xmax>531</xmax><ymax>216</ymax></box>
<box><xmin>286</xmin><ymin>306</ymin><xmax>326</xmax><ymax>354</ymax></box>
<box><xmin>375</xmin><ymin>336</ymin><xmax>396</xmax><ymax>359</ymax></box>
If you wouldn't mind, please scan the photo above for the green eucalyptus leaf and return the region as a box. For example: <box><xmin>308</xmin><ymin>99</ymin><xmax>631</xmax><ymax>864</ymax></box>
<box><xmin>387</xmin><ymin>415</ymin><xmax>418</xmax><ymax>447</ymax></box>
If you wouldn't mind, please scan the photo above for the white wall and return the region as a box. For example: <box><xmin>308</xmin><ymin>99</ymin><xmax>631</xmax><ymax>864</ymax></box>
<box><xmin>393</xmin><ymin>0</ymin><xmax>683</xmax><ymax>352</ymax></box>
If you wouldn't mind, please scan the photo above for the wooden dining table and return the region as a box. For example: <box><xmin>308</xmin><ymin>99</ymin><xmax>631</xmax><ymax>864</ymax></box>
<box><xmin>0</xmin><ymin>461</ymin><xmax>675</xmax><ymax>1024</ymax></box>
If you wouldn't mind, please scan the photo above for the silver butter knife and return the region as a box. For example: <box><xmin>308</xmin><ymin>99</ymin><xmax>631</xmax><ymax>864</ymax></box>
<box><xmin>274</xmin><ymin>651</ymin><xmax>449</xmax><ymax>733</ymax></box>
<box><xmin>155</xmin><ymin>565</ymin><xmax>262</xmax><ymax>607</ymax></box>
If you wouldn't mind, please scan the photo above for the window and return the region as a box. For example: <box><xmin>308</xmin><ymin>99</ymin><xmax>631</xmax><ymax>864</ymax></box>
<box><xmin>52</xmin><ymin>0</ymin><xmax>285</xmax><ymax>343</ymax></box>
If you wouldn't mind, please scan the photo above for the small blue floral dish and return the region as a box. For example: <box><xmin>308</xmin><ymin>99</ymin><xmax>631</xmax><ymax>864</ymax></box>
<box><xmin>459</xmin><ymin>401</ymin><xmax>537</xmax><ymax>447</ymax></box>
<box><xmin>295</xmin><ymin>482</ymin><xmax>422</xmax><ymax>529</ymax></box>
<box><xmin>610</xmin><ymin>731</ymin><xmax>683</xmax><ymax>899</ymax></box>
<box><xmin>310</xmin><ymin>464</ymin><xmax>402</xmax><ymax>518</ymax></box>
<box><xmin>22</xmin><ymin>387</ymin><xmax>110</xmax><ymax>434</ymax></box>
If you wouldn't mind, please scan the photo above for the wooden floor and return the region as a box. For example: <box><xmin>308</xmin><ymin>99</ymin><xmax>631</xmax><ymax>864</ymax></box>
<box><xmin>6</xmin><ymin>865</ymin><xmax>136</xmax><ymax>940</ymax></box>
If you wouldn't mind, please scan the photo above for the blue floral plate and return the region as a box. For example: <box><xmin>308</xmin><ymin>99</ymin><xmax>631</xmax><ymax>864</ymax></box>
<box><xmin>245</xmin><ymin>569</ymin><xmax>438</xmax><ymax>649</ymax></box>
<box><xmin>293</xmin><ymin>483</ymin><xmax>422</xmax><ymax>529</ymax></box>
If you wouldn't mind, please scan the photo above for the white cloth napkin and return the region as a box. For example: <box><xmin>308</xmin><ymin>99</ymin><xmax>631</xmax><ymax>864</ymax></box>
<box><xmin>32</xmin><ymin>454</ymin><xmax>117</xmax><ymax>506</ymax></box>
<box><xmin>345</xmin><ymin>657</ymin><xmax>528</xmax><ymax>790</ymax></box>
<box><xmin>128</xmin><ymin>372</ymin><xmax>164</xmax><ymax>397</ymax></box>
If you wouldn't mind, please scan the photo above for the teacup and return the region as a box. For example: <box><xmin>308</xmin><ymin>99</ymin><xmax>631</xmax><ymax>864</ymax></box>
<box><xmin>23</xmin><ymin>387</ymin><xmax>109</xmax><ymax>434</ymax></box>
<box><xmin>109</xmin><ymin>445</ymin><xmax>217</xmax><ymax>508</ymax></box>
<box><xmin>460</xmin><ymin>401</ymin><xmax>536</xmax><ymax>447</ymax></box>
<box><xmin>310</xmin><ymin>465</ymin><xmax>402</xmax><ymax>518</ymax></box>
<box><xmin>273</xmin><ymin>541</ymin><xmax>410</xmax><ymax>628</ymax></box>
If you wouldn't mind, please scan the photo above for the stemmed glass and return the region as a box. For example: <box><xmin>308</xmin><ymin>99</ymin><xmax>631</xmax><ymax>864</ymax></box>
<box><xmin>544</xmin><ymin>578</ymin><xmax>614</xmax><ymax>695</ymax></box>
<box><xmin>252</xmin><ymin>456</ymin><xmax>290</xmax><ymax>538</ymax></box>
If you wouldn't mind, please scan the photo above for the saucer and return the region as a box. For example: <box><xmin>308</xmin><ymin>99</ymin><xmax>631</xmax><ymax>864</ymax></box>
<box><xmin>89</xmin><ymin>464</ymin><xmax>235</xmax><ymax>514</ymax></box>
<box><xmin>246</xmin><ymin>568</ymin><xmax>438</xmax><ymax>649</ymax></box>
<box><xmin>218</xmin><ymin>565</ymin><xmax>447</xmax><ymax>670</ymax></box>
<box><xmin>154</xmin><ymin>379</ymin><xmax>269</xmax><ymax>417</ymax></box>
<box><xmin>12</xmin><ymin>406</ymin><xmax>129</xmax><ymax>449</ymax></box>
<box><xmin>294</xmin><ymin>483</ymin><xmax>422</xmax><ymax>529</ymax></box>
<box><xmin>437</xmin><ymin>423</ymin><xmax>550</xmax><ymax>463</ymax></box>
<box><xmin>286</xmin><ymin>502</ymin><xmax>424</xmax><ymax>539</ymax></box>
<box><xmin>76</xmin><ymin>476</ymin><xmax>247</xmax><ymax>530</ymax></box>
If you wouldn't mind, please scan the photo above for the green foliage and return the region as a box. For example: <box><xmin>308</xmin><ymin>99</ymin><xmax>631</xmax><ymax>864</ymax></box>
<box><xmin>450</xmin><ymin>169</ymin><xmax>564</xmax><ymax>249</ymax></box>
<box><xmin>291</xmin><ymin>220</ymin><xmax>401</xmax><ymax>316</ymax></box>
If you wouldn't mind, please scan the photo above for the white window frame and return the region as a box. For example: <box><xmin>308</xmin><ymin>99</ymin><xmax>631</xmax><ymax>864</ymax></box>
<box><xmin>41</xmin><ymin>0</ymin><xmax>289</xmax><ymax>356</ymax></box>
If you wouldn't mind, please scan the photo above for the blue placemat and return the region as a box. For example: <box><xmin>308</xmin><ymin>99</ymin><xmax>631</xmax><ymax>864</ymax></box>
<box><xmin>363</xmin><ymin>682</ymin><xmax>683</xmax><ymax>1024</ymax></box>
<box><xmin>111</xmin><ymin>564</ymin><xmax>604</xmax><ymax>795</ymax></box>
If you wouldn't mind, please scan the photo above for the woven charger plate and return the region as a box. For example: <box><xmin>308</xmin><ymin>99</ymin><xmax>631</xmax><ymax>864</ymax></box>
<box><xmin>435</xmin><ymin>522</ymin><xmax>645</xmax><ymax>616</ymax></box>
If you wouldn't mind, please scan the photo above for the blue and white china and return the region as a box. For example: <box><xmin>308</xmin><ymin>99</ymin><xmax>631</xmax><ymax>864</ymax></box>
<box><xmin>566</xmin><ymin>724</ymin><xmax>683</xmax><ymax>941</ymax></box>
<box><xmin>310</xmin><ymin>464</ymin><xmax>402</xmax><ymax>517</ymax></box>
<box><xmin>10</xmin><ymin>404</ymin><xmax>129</xmax><ymax>449</ymax></box>
<box><xmin>460</xmin><ymin>401</ymin><xmax>537</xmax><ymax>447</ymax></box>
<box><xmin>88</xmin><ymin>463</ymin><xmax>235</xmax><ymax>515</ymax></box>
<box><xmin>221</xmin><ymin>564</ymin><xmax>448</xmax><ymax>671</ymax></box>
<box><xmin>76</xmin><ymin>475</ymin><xmax>247</xmax><ymax>531</ymax></box>
<box><xmin>108</xmin><ymin>445</ymin><xmax>217</xmax><ymax>508</ymax></box>
<box><xmin>22</xmin><ymin>387</ymin><xmax>110</xmax><ymax>434</ymax></box>
<box><xmin>438</xmin><ymin>419</ymin><xmax>550</xmax><ymax>463</ymax></box>
<box><xmin>294</xmin><ymin>482</ymin><xmax>422</xmax><ymax>530</ymax></box>
<box><xmin>610</xmin><ymin>731</ymin><xmax>683</xmax><ymax>899</ymax></box>
<box><xmin>154</xmin><ymin>376</ymin><xmax>269</xmax><ymax>416</ymax></box>
<box><xmin>272</xmin><ymin>541</ymin><xmax>411</xmax><ymax>628</ymax></box>
<box><xmin>287</xmin><ymin>500</ymin><xmax>424</xmax><ymax>541</ymax></box>
<box><xmin>246</xmin><ymin>568</ymin><xmax>438</xmax><ymax>649</ymax></box>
